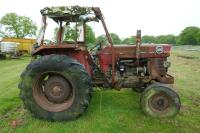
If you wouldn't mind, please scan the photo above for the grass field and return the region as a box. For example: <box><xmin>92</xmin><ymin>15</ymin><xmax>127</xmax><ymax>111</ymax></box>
<box><xmin>0</xmin><ymin>49</ymin><xmax>200</xmax><ymax>133</ymax></box>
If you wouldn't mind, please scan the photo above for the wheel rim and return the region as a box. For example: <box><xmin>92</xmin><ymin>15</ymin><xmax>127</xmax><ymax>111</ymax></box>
<box><xmin>44</xmin><ymin>76</ymin><xmax>72</xmax><ymax>103</ymax></box>
<box><xmin>32</xmin><ymin>72</ymin><xmax>75</xmax><ymax>112</ymax></box>
<box><xmin>149</xmin><ymin>92</ymin><xmax>172</xmax><ymax>113</ymax></box>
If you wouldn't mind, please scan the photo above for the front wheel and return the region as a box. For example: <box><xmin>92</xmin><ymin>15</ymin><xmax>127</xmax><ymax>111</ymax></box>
<box><xmin>140</xmin><ymin>83</ymin><xmax>181</xmax><ymax>118</ymax></box>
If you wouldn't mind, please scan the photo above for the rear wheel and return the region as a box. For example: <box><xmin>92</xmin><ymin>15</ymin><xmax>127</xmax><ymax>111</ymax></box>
<box><xmin>32</xmin><ymin>75</ymin><xmax>75</xmax><ymax>113</ymax></box>
<box><xmin>140</xmin><ymin>83</ymin><xmax>181</xmax><ymax>118</ymax></box>
<box><xmin>18</xmin><ymin>54</ymin><xmax>92</xmax><ymax>121</ymax></box>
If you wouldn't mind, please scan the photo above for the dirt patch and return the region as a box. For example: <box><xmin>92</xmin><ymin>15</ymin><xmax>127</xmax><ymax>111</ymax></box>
<box><xmin>177</xmin><ymin>55</ymin><xmax>199</xmax><ymax>60</ymax></box>
<box><xmin>0</xmin><ymin>105</ymin><xmax>25</xmax><ymax>120</ymax></box>
<box><xmin>189</xmin><ymin>96</ymin><xmax>200</xmax><ymax>107</ymax></box>
<box><xmin>10</xmin><ymin>119</ymin><xmax>24</xmax><ymax>128</ymax></box>
<box><xmin>180</xmin><ymin>105</ymin><xmax>191</xmax><ymax>115</ymax></box>
<box><xmin>0</xmin><ymin>105</ymin><xmax>27</xmax><ymax>129</ymax></box>
<box><xmin>160</xmin><ymin>119</ymin><xmax>180</xmax><ymax>127</ymax></box>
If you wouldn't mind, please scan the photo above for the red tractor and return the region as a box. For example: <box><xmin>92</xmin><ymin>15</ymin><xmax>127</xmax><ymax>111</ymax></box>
<box><xmin>18</xmin><ymin>6</ymin><xmax>181</xmax><ymax>121</ymax></box>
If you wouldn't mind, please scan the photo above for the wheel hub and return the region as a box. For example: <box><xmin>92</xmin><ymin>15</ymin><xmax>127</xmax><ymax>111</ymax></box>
<box><xmin>32</xmin><ymin>73</ymin><xmax>75</xmax><ymax>112</ymax></box>
<box><xmin>52</xmin><ymin>86</ymin><xmax>62</xmax><ymax>96</ymax></box>
<box><xmin>44</xmin><ymin>76</ymin><xmax>72</xmax><ymax>103</ymax></box>
<box><xmin>150</xmin><ymin>93</ymin><xmax>170</xmax><ymax>112</ymax></box>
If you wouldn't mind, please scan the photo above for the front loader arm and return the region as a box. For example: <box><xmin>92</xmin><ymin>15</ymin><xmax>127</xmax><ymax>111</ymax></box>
<box><xmin>92</xmin><ymin>7</ymin><xmax>116</xmax><ymax>86</ymax></box>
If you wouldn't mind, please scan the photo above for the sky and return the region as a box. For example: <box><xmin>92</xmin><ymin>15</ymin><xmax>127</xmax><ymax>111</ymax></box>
<box><xmin>0</xmin><ymin>0</ymin><xmax>200</xmax><ymax>39</ymax></box>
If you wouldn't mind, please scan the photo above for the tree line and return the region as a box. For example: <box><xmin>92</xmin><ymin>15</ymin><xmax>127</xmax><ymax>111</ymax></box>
<box><xmin>1</xmin><ymin>13</ymin><xmax>200</xmax><ymax>46</ymax></box>
<box><xmin>96</xmin><ymin>26</ymin><xmax>200</xmax><ymax>45</ymax></box>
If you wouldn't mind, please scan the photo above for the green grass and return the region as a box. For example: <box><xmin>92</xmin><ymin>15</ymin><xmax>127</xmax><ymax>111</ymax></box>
<box><xmin>0</xmin><ymin>49</ymin><xmax>200</xmax><ymax>133</ymax></box>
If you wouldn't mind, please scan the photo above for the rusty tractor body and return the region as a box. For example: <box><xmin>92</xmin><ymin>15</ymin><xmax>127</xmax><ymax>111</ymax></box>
<box><xmin>18</xmin><ymin>6</ymin><xmax>181</xmax><ymax>121</ymax></box>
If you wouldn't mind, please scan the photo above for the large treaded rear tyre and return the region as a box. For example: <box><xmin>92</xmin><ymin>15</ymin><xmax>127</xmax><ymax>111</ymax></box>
<box><xmin>140</xmin><ymin>83</ymin><xmax>181</xmax><ymax>118</ymax></box>
<box><xmin>18</xmin><ymin>54</ymin><xmax>92</xmax><ymax>121</ymax></box>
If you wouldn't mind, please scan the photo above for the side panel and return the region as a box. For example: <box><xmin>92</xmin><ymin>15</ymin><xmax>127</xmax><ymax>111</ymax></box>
<box><xmin>97</xmin><ymin>52</ymin><xmax>112</xmax><ymax>74</ymax></box>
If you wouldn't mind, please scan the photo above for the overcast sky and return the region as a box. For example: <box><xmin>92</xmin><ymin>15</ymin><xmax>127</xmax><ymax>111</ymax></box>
<box><xmin>0</xmin><ymin>0</ymin><xmax>200</xmax><ymax>39</ymax></box>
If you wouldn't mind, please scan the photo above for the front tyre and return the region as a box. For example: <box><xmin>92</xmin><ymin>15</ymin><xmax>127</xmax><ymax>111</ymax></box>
<box><xmin>18</xmin><ymin>54</ymin><xmax>92</xmax><ymax>121</ymax></box>
<box><xmin>140</xmin><ymin>83</ymin><xmax>181</xmax><ymax>118</ymax></box>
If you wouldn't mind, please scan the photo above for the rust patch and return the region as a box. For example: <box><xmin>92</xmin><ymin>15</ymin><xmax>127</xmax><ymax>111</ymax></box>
<box><xmin>148</xmin><ymin>58</ymin><xmax>174</xmax><ymax>84</ymax></box>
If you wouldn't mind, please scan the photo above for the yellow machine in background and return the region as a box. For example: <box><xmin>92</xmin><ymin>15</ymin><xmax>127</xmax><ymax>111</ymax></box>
<box><xmin>2</xmin><ymin>38</ymin><xmax>36</xmax><ymax>54</ymax></box>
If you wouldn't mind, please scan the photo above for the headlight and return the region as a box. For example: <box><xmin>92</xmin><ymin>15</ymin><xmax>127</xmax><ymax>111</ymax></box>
<box><xmin>164</xmin><ymin>61</ymin><xmax>171</xmax><ymax>68</ymax></box>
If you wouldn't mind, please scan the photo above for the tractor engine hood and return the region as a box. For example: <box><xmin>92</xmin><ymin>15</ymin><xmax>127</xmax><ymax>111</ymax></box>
<box><xmin>98</xmin><ymin>44</ymin><xmax>172</xmax><ymax>59</ymax></box>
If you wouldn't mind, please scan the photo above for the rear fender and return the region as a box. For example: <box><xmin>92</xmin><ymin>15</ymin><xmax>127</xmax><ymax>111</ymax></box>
<box><xmin>32</xmin><ymin>45</ymin><xmax>92</xmax><ymax>76</ymax></box>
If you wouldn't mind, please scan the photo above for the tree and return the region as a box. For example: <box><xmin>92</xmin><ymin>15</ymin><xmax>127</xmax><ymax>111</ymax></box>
<box><xmin>122</xmin><ymin>36</ymin><xmax>136</xmax><ymax>44</ymax></box>
<box><xmin>155</xmin><ymin>35</ymin><xmax>177</xmax><ymax>44</ymax></box>
<box><xmin>142</xmin><ymin>35</ymin><xmax>156</xmax><ymax>43</ymax></box>
<box><xmin>196</xmin><ymin>31</ymin><xmax>200</xmax><ymax>45</ymax></box>
<box><xmin>64</xmin><ymin>25</ymin><xmax>77</xmax><ymax>41</ymax></box>
<box><xmin>96</xmin><ymin>34</ymin><xmax>108</xmax><ymax>44</ymax></box>
<box><xmin>85</xmin><ymin>25</ymin><xmax>96</xmax><ymax>44</ymax></box>
<box><xmin>54</xmin><ymin>24</ymin><xmax>96</xmax><ymax>44</ymax></box>
<box><xmin>0</xmin><ymin>24</ymin><xmax>3</xmax><ymax>37</ymax></box>
<box><xmin>0</xmin><ymin>13</ymin><xmax>37</xmax><ymax>38</ymax></box>
<box><xmin>122</xmin><ymin>38</ymin><xmax>130</xmax><ymax>44</ymax></box>
<box><xmin>54</xmin><ymin>25</ymin><xmax>77</xmax><ymax>42</ymax></box>
<box><xmin>110</xmin><ymin>33</ymin><xmax>121</xmax><ymax>44</ymax></box>
<box><xmin>177</xmin><ymin>26</ymin><xmax>200</xmax><ymax>45</ymax></box>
